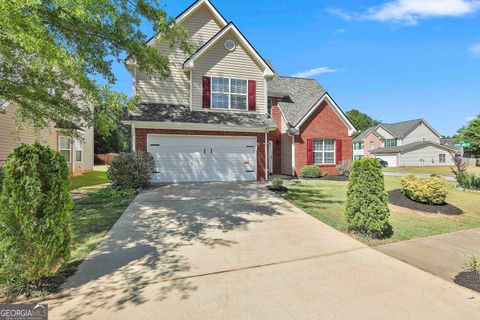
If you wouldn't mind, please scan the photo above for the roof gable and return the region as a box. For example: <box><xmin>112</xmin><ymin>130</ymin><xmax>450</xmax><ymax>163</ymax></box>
<box><xmin>183</xmin><ymin>23</ymin><xmax>275</xmax><ymax>77</ymax></box>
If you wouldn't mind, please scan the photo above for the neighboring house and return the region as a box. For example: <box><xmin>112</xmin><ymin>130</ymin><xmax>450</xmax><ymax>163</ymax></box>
<box><xmin>0</xmin><ymin>102</ymin><xmax>94</xmax><ymax>174</ymax></box>
<box><xmin>353</xmin><ymin>119</ymin><xmax>456</xmax><ymax>167</ymax></box>
<box><xmin>123</xmin><ymin>0</ymin><xmax>356</xmax><ymax>183</ymax></box>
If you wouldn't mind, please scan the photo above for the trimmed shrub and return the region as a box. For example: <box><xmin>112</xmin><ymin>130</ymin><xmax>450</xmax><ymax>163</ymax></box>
<box><xmin>345</xmin><ymin>158</ymin><xmax>390</xmax><ymax>238</ymax></box>
<box><xmin>401</xmin><ymin>174</ymin><xmax>448</xmax><ymax>205</ymax></box>
<box><xmin>301</xmin><ymin>165</ymin><xmax>321</xmax><ymax>178</ymax></box>
<box><xmin>108</xmin><ymin>151</ymin><xmax>155</xmax><ymax>190</ymax></box>
<box><xmin>0</xmin><ymin>166</ymin><xmax>3</xmax><ymax>194</ymax></box>
<box><xmin>271</xmin><ymin>178</ymin><xmax>284</xmax><ymax>190</ymax></box>
<box><xmin>336</xmin><ymin>160</ymin><xmax>353</xmax><ymax>176</ymax></box>
<box><xmin>457</xmin><ymin>171</ymin><xmax>480</xmax><ymax>191</ymax></box>
<box><xmin>0</xmin><ymin>143</ymin><xmax>73</xmax><ymax>292</ymax></box>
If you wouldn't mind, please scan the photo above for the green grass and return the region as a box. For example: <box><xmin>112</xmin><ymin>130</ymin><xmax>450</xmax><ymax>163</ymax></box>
<box><xmin>284</xmin><ymin>176</ymin><xmax>480</xmax><ymax>246</ymax></box>
<box><xmin>382</xmin><ymin>166</ymin><xmax>480</xmax><ymax>177</ymax></box>
<box><xmin>70</xmin><ymin>166</ymin><xmax>110</xmax><ymax>190</ymax></box>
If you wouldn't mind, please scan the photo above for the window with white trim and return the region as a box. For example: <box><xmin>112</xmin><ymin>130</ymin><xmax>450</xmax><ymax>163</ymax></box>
<box><xmin>267</xmin><ymin>98</ymin><xmax>272</xmax><ymax>118</ymax></box>
<box><xmin>385</xmin><ymin>138</ymin><xmax>397</xmax><ymax>147</ymax></box>
<box><xmin>75</xmin><ymin>139</ymin><xmax>82</xmax><ymax>162</ymax></box>
<box><xmin>370</xmin><ymin>141</ymin><xmax>375</xmax><ymax>151</ymax></box>
<box><xmin>59</xmin><ymin>136</ymin><xmax>71</xmax><ymax>162</ymax></box>
<box><xmin>313</xmin><ymin>139</ymin><xmax>335</xmax><ymax>164</ymax></box>
<box><xmin>354</xmin><ymin>155</ymin><xmax>364</xmax><ymax>160</ymax></box>
<box><xmin>212</xmin><ymin>77</ymin><xmax>247</xmax><ymax>110</ymax></box>
<box><xmin>439</xmin><ymin>154</ymin><xmax>446</xmax><ymax>163</ymax></box>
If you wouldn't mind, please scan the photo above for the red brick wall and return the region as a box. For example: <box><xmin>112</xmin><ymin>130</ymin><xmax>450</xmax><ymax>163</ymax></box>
<box><xmin>267</xmin><ymin>98</ymin><xmax>282</xmax><ymax>174</ymax></box>
<box><xmin>135</xmin><ymin>128</ymin><xmax>267</xmax><ymax>181</ymax></box>
<box><xmin>364</xmin><ymin>132</ymin><xmax>383</xmax><ymax>158</ymax></box>
<box><xmin>294</xmin><ymin>100</ymin><xmax>353</xmax><ymax>176</ymax></box>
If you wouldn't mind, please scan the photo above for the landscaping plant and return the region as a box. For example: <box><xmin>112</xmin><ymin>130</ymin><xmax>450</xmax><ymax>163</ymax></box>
<box><xmin>0</xmin><ymin>166</ymin><xmax>3</xmax><ymax>194</ymax></box>
<box><xmin>0</xmin><ymin>143</ymin><xmax>73</xmax><ymax>292</ymax></box>
<box><xmin>457</xmin><ymin>171</ymin><xmax>480</xmax><ymax>191</ymax></box>
<box><xmin>270</xmin><ymin>178</ymin><xmax>284</xmax><ymax>191</ymax></box>
<box><xmin>301</xmin><ymin>165</ymin><xmax>321</xmax><ymax>178</ymax></box>
<box><xmin>345</xmin><ymin>158</ymin><xmax>390</xmax><ymax>238</ymax></box>
<box><xmin>451</xmin><ymin>155</ymin><xmax>467</xmax><ymax>181</ymax></box>
<box><xmin>466</xmin><ymin>254</ymin><xmax>480</xmax><ymax>274</ymax></box>
<box><xmin>336</xmin><ymin>160</ymin><xmax>353</xmax><ymax>176</ymax></box>
<box><xmin>401</xmin><ymin>174</ymin><xmax>448</xmax><ymax>205</ymax></box>
<box><xmin>108</xmin><ymin>151</ymin><xmax>155</xmax><ymax>190</ymax></box>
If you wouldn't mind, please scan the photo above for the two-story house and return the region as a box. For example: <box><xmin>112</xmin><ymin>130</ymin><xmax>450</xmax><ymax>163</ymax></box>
<box><xmin>352</xmin><ymin>119</ymin><xmax>456</xmax><ymax>167</ymax></box>
<box><xmin>123</xmin><ymin>0</ymin><xmax>356</xmax><ymax>183</ymax></box>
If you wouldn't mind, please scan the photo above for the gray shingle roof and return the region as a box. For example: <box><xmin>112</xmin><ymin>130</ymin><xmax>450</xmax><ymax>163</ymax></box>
<box><xmin>124</xmin><ymin>103</ymin><xmax>276</xmax><ymax>128</ymax></box>
<box><xmin>370</xmin><ymin>141</ymin><xmax>456</xmax><ymax>154</ymax></box>
<box><xmin>268</xmin><ymin>76</ymin><xmax>326</xmax><ymax>126</ymax></box>
<box><xmin>353</xmin><ymin>126</ymin><xmax>385</xmax><ymax>142</ymax></box>
<box><xmin>381</xmin><ymin>119</ymin><xmax>423</xmax><ymax>138</ymax></box>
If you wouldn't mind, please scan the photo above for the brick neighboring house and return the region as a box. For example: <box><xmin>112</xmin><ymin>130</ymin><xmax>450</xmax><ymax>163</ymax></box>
<box><xmin>123</xmin><ymin>0</ymin><xmax>356</xmax><ymax>183</ymax></box>
<box><xmin>0</xmin><ymin>102</ymin><xmax>94</xmax><ymax>174</ymax></box>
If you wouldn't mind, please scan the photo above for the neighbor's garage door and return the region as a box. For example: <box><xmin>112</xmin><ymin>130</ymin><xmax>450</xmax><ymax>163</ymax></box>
<box><xmin>147</xmin><ymin>135</ymin><xmax>257</xmax><ymax>183</ymax></box>
<box><xmin>374</xmin><ymin>154</ymin><xmax>398</xmax><ymax>167</ymax></box>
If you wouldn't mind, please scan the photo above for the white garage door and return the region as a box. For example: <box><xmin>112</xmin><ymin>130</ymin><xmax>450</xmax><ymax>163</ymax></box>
<box><xmin>147</xmin><ymin>135</ymin><xmax>257</xmax><ymax>183</ymax></box>
<box><xmin>375</xmin><ymin>155</ymin><xmax>398</xmax><ymax>167</ymax></box>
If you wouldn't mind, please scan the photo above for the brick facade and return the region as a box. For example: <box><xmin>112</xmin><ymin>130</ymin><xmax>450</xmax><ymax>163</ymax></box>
<box><xmin>364</xmin><ymin>132</ymin><xmax>383</xmax><ymax>158</ymax></box>
<box><xmin>267</xmin><ymin>98</ymin><xmax>282</xmax><ymax>174</ymax></box>
<box><xmin>294</xmin><ymin>101</ymin><xmax>353</xmax><ymax>176</ymax></box>
<box><xmin>135</xmin><ymin>128</ymin><xmax>267</xmax><ymax>181</ymax></box>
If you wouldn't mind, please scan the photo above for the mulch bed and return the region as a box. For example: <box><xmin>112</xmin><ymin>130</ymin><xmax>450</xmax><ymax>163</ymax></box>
<box><xmin>454</xmin><ymin>271</ymin><xmax>480</xmax><ymax>293</ymax></box>
<box><xmin>266</xmin><ymin>186</ymin><xmax>288</xmax><ymax>194</ymax></box>
<box><xmin>300</xmin><ymin>175</ymin><xmax>349</xmax><ymax>182</ymax></box>
<box><xmin>388</xmin><ymin>189</ymin><xmax>463</xmax><ymax>215</ymax></box>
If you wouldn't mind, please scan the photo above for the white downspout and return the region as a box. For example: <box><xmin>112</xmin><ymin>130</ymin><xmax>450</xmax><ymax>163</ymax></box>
<box><xmin>131</xmin><ymin>123</ymin><xmax>136</xmax><ymax>152</ymax></box>
<box><xmin>291</xmin><ymin>135</ymin><xmax>295</xmax><ymax>176</ymax></box>
<box><xmin>265</xmin><ymin>129</ymin><xmax>268</xmax><ymax>181</ymax></box>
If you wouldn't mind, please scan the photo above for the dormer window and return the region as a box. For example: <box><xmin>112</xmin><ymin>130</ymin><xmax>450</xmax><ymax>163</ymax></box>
<box><xmin>211</xmin><ymin>77</ymin><xmax>247</xmax><ymax>110</ymax></box>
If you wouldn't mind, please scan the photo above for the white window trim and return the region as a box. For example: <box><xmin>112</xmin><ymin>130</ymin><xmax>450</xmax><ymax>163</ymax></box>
<box><xmin>439</xmin><ymin>154</ymin><xmax>446</xmax><ymax>163</ymax></box>
<box><xmin>313</xmin><ymin>139</ymin><xmax>336</xmax><ymax>165</ymax></box>
<box><xmin>75</xmin><ymin>139</ymin><xmax>83</xmax><ymax>163</ymax></box>
<box><xmin>211</xmin><ymin>77</ymin><xmax>248</xmax><ymax>111</ymax></box>
<box><xmin>59</xmin><ymin>136</ymin><xmax>71</xmax><ymax>162</ymax></box>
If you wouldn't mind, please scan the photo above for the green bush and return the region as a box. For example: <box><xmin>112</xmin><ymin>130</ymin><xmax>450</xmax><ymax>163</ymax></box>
<box><xmin>401</xmin><ymin>174</ymin><xmax>448</xmax><ymax>205</ymax></box>
<box><xmin>345</xmin><ymin>158</ymin><xmax>390</xmax><ymax>238</ymax></box>
<box><xmin>0</xmin><ymin>166</ymin><xmax>4</xmax><ymax>194</ymax></box>
<box><xmin>108</xmin><ymin>151</ymin><xmax>155</xmax><ymax>190</ymax></box>
<box><xmin>457</xmin><ymin>171</ymin><xmax>480</xmax><ymax>191</ymax></box>
<box><xmin>301</xmin><ymin>165</ymin><xmax>321</xmax><ymax>178</ymax></box>
<box><xmin>0</xmin><ymin>143</ymin><xmax>73</xmax><ymax>292</ymax></box>
<box><xmin>99</xmin><ymin>187</ymin><xmax>138</xmax><ymax>199</ymax></box>
<box><xmin>271</xmin><ymin>178</ymin><xmax>284</xmax><ymax>190</ymax></box>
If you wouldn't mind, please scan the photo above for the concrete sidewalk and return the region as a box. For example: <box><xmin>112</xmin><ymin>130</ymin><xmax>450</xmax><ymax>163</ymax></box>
<box><xmin>46</xmin><ymin>183</ymin><xmax>480</xmax><ymax>320</ymax></box>
<box><xmin>377</xmin><ymin>228</ymin><xmax>480</xmax><ymax>282</ymax></box>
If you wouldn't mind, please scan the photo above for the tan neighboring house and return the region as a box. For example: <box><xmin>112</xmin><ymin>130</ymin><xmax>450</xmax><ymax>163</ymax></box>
<box><xmin>352</xmin><ymin>119</ymin><xmax>457</xmax><ymax>167</ymax></box>
<box><xmin>0</xmin><ymin>102</ymin><xmax>94</xmax><ymax>174</ymax></box>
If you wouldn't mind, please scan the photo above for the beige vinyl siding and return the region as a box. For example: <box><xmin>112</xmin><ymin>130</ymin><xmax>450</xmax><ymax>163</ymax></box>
<box><xmin>192</xmin><ymin>30</ymin><xmax>266</xmax><ymax>113</ymax></box>
<box><xmin>82</xmin><ymin>125</ymin><xmax>94</xmax><ymax>171</ymax></box>
<box><xmin>0</xmin><ymin>103</ymin><xmax>57</xmax><ymax>162</ymax></box>
<box><xmin>402</xmin><ymin>123</ymin><xmax>440</xmax><ymax>145</ymax></box>
<box><xmin>135</xmin><ymin>4</ymin><xmax>223</xmax><ymax>105</ymax></box>
<box><xmin>400</xmin><ymin>146</ymin><xmax>454</xmax><ymax>167</ymax></box>
<box><xmin>281</xmin><ymin>133</ymin><xmax>293</xmax><ymax>175</ymax></box>
<box><xmin>376</xmin><ymin>127</ymin><xmax>394</xmax><ymax>139</ymax></box>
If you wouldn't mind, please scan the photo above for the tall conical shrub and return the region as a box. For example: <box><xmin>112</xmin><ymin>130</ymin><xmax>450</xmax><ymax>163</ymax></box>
<box><xmin>0</xmin><ymin>143</ymin><xmax>72</xmax><ymax>291</ymax></box>
<box><xmin>345</xmin><ymin>158</ymin><xmax>390</xmax><ymax>238</ymax></box>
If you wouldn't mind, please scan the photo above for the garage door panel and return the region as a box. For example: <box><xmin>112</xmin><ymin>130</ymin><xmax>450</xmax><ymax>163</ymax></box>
<box><xmin>148</xmin><ymin>135</ymin><xmax>257</xmax><ymax>183</ymax></box>
<box><xmin>374</xmin><ymin>155</ymin><xmax>397</xmax><ymax>167</ymax></box>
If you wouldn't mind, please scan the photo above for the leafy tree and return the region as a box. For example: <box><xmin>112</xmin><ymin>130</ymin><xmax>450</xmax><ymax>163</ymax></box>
<box><xmin>345</xmin><ymin>158</ymin><xmax>390</xmax><ymax>238</ymax></box>
<box><xmin>0</xmin><ymin>0</ymin><xmax>192</xmax><ymax>134</ymax></box>
<box><xmin>94</xmin><ymin>103</ymin><xmax>131</xmax><ymax>154</ymax></box>
<box><xmin>0</xmin><ymin>143</ymin><xmax>72</xmax><ymax>292</ymax></box>
<box><xmin>345</xmin><ymin>109</ymin><xmax>381</xmax><ymax>137</ymax></box>
<box><xmin>456</xmin><ymin>114</ymin><xmax>480</xmax><ymax>157</ymax></box>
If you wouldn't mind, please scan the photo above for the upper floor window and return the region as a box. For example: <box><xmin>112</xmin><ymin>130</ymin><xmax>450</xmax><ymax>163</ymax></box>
<box><xmin>59</xmin><ymin>136</ymin><xmax>71</xmax><ymax>162</ymax></box>
<box><xmin>370</xmin><ymin>141</ymin><xmax>375</xmax><ymax>151</ymax></box>
<box><xmin>439</xmin><ymin>154</ymin><xmax>446</xmax><ymax>163</ymax></box>
<box><xmin>385</xmin><ymin>138</ymin><xmax>397</xmax><ymax>147</ymax></box>
<box><xmin>313</xmin><ymin>139</ymin><xmax>335</xmax><ymax>164</ymax></box>
<box><xmin>212</xmin><ymin>77</ymin><xmax>247</xmax><ymax>110</ymax></box>
<box><xmin>353</xmin><ymin>142</ymin><xmax>364</xmax><ymax>150</ymax></box>
<box><xmin>267</xmin><ymin>98</ymin><xmax>272</xmax><ymax>118</ymax></box>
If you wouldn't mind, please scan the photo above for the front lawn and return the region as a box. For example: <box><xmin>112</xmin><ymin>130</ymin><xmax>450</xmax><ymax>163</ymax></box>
<box><xmin>382</xmin><ymin>166</ymin><xmax>480</xmax><ymax>177</ymax></box>
<box><xmin>285</xmin><ymin>176</ymin><xmax>480</xmax><ymax>246</ymax></box>
<box><xmin>70</xmin><ymin>166</ymin><xmax>110</xmax><ymax>190</ymax></box>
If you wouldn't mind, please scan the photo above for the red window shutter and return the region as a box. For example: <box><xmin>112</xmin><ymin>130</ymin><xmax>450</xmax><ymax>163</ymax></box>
<box><xmin>202</xmin><ymin>76</ymin><xmax>211</xmax><ymax>108</ymax></box>
<box><xmin>307</xmin><ymin>139</ymin><xmax>313</xmax><ymax>165</ymax></box>
<box><xmin>248</xmin><ymin>80</ymin><xmax>256</xmax><ymax>111</ymax></box>
<box><xmin>336</xmin><ymin>140</ymin><xmax>343</xmax><ymax>164</ymax></box>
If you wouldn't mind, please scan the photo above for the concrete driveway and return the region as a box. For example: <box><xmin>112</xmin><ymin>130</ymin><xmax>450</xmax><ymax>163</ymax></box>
<box><xmin>47</xmin><ymin>183</ymin><xmax>480</xmax><ymax>320</ymax></box>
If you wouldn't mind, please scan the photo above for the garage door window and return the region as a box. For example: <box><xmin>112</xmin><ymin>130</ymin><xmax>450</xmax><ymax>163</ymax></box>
<box><xmin>212</xmin><ymin>77</ymin><xmax>247</xmax><ymax>110</ymax></box>
<box><xmin>313</xmin><ymin>139</ymin><xmax>335</xmax><ymax>164</ymax></box>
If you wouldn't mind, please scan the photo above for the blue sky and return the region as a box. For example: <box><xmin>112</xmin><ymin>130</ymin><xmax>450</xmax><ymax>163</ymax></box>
<box><xmin>112</xmin><ymin>0</ymin><xmax>480</xmax><ymax>136</ymax></box>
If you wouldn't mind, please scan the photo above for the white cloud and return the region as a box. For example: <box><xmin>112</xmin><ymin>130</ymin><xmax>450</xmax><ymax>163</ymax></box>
<box><xmin>365</xmin><ymin>0</ymin><xmax>480</xmax><ymax>25</ymax></box>
<box><xmin>326</xmin><ymin>8</ymin><xmax>354</xmax><ymax>21</ymax></box>
<box><xmin>292</xmin><ymin>67</ymin><xmax>338</xmax><ymax>78</ymax></box>
<box><xmin>469</xmin><ymin>43</ymin><xmax>480</xmax><ymax>56</ymax></box>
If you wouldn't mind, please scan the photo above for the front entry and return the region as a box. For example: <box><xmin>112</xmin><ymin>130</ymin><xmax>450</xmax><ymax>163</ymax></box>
<box><xmin>147</xmin><ymin>135</ymin><xmax>257</xmax><ymax>183</ymax></box>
